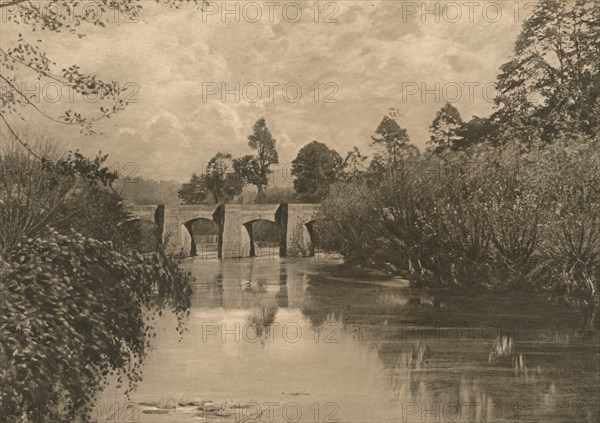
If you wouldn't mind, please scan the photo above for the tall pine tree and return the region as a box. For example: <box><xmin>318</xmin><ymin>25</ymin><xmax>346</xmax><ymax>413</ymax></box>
<box><xmin>371</xmin><ymin>115</ymin><xmax>418</xmax><ymax>170</ymax></box>
<box><xmin>427</xmin><ymin>103</ymin><xmax>464</xmax><ymax>153</ymax></box>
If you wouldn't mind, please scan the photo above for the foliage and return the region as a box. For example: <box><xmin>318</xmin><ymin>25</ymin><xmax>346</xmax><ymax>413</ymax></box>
<box><xmin>0</xmin><ymin>229</ymin><xmax>192</xmax><ymax>422</ymax></box>
<box><xmin>370</xmin><ymin>114</ymin><xmax>419</xmax><ymax>169</ymax></box>
<box><xmin>318</xmin><ymin>138</ymin><xmax>599</xmax><ymax>328</ymax></box>
<box><xmin>178</xmin><ymin>153</ymin><xmax>243</xmax><ymax>204</ymax></box>
<box><xmin>0</xmin><ymin>142</ymin><xmax>130</xmax><ymax>254</ymax></box>
<box><xmin>316</xmin><ymin>182</ymin><xmax>384</xmax><ymax>264</ymax></box>
<box><xmin>291</xmin><ymin>141</ymin><xmax>343</xmax><ymax>202</ymax></box>
<box><xmin>203</xmin><ymin>153</ymin><xmax>243</xmax><ymax>203</ymax></box>
<box><xmin>0</xmin><ymin>0</ymin><xmax>206</xmax><ymax>153</ymax></box>
<box><xmin>427</xmin><ymin>103</ymin><xmax>464</xmax><ymax>153</ymax></box>
<box><xmin>343</xmin><ymin>146</ymin><xmax>368</xmax><ymax>181</ymax></box>
<box><xmin>244</xmin><ymin>186</ymin><xmax>297</xmax><ymax>204</ymax></box>
<box><xmin>180</xmin><ymin>118</ymin><xmax>280</xmax><ymax>204</ymax></box>
<box><xmin>234</xmin><ymin>118</ymin><xmax>279</xmax><ymax>194</ymax></box>
<box><xmin>286</xmin><ymin>222</ymin><xmax>312</xmax><ymax>258</ymax></box>
<box><xmin>530</xmin><ymin>139</ymin><xmax>600</xmax><ymax>327</ymax></box>
<box><xmin>494</xmin><ymin>0</ymin><xmax>600</xmax><ymax>143</ymax></box>
<box><xmin>51</xmin><ymin>150</ymin><xmax>119</xmax><ymax>187</ymax></box>
<box><xmin>177</xmin><ymin>173</ymin><xmax>208</xmax><ymax>205</ymax></box>
<box><xmin>0</xmin><ymin>138</ymin><xmax>193</xmax><ymax>420</ymax></box>
<box><xmin>457</xmin><ymin>116</ymin><xmax>500</xmax><ymax>148</ymax></box>
<box><xmin>233</xmin><ymin>155</ymin><xmax>263</xmax><ymax>193</ymax></box>
<box><xmin>317</xmin><ymin>0</ymin><xmax>600</xmax><ymax>328</ymax></box>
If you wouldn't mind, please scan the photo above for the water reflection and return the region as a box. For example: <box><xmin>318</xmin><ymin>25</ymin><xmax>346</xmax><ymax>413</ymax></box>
<box><xmin>247</xmin><ymin>305</ymin><xmax>279</xmax><ymax>344</ymax></box>
<box><xmin>96</xmin><ymin>257</ymin><xmax>599</xmax><ymax>422</ymax></box>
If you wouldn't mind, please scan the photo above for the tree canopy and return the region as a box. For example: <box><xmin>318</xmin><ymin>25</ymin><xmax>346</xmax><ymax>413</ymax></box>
<box><xmin>494</xmin><ymin>0</ymin><xmax>600</xmax><ymax>143</ymax></box>
<box><xmin>343</xmin><ymin>146</ymin><xmax>368</xmax><ymax>181</ymax></box>
<box><xmin>371</xmin><ymin>115</ymin><xmax>419</xmax><ymax>169</ymax></box>
<box><xmin>291</xmin><ymin>140</ymin><xmax>343</xmax><ymax>202</ymax></box>
<box><xmin>234</xmin><ymin>118</ymin><xmax>279</xmax><ymax>194</ymax></box>
<box><xmin>427</xmin><ymin>103</ymin><xmax>464</xmax><ymax>153</ymax></box>
<box><xmin>178</xmin><ymin>153</ymin><xmax>243</xmax><ymax>204</ymax></box>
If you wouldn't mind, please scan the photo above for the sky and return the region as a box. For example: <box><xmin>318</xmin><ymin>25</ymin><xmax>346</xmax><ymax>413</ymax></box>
<box><xmin>1</xmin><ymin>0</ymin><xmax>533</xmax><ymax>182</ymax></box>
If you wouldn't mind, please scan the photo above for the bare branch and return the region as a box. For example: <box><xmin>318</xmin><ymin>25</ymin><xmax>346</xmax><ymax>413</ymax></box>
<box><xmin>0</xmin><ymin>112</ymin><xmax>41</xmax><ymax>159</ymax></box>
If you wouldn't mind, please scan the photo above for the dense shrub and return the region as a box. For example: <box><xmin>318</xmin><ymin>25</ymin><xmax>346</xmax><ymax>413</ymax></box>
<box><xmin>0</xmin><ymin>146</ymin><xmax>142</xmax><ymax>254</ymax></box>
<box><xmin>317</xmin><ymin>182</ymin><xmax>384</xmax><ymax>265</ymax></box>
<box><xmin>317</xmin><ymin>139</ymin><xmax>599</xmax><ymax>327</ymax></box>
<box><xmin>0</xmin><ymin>139</ymin><xmax>193</xmax><ymax>421</ymax></box>
<box><xmin>531</xmin><ymin>140</ymin><xmax>600</xmax><ymax>328</ymax></box>
<box><xmin>0</xmin><ymin>229</ymin><xmax>192</xmax><ymax>422</ymax></box>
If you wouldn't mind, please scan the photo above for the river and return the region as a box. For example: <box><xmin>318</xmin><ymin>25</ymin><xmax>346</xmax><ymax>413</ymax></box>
<box><xmin>95</xmin><ymin>255</ymin><xmax>599</xmax><ymax>423</ymax></box>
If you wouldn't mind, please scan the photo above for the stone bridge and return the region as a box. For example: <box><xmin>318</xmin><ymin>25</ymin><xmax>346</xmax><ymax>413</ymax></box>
<box><xmin>126</xmin><ymin>204</ymin><xmax>321</xmax><ymax>258</ymax></box>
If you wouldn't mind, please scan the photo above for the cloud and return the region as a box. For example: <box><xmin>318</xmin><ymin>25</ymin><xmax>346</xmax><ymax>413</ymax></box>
<box><xmin>2</xmin><ymin>0</ymin><xmax>524</xmax><ymax>182</ymax></box>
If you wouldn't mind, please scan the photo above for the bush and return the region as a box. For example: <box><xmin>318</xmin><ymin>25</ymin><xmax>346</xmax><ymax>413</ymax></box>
<box><xmin>0</xmin><ymin>229</ymin><xmax>192</xmax><ymax>422</ymax></box>
<box><xmin>316</xmin><ymin>182</ymin><xmax>383</xmax><ymax>264</ymax></box>
<box><xmin>0</xmin><ymin>144</ymin><xmax>136</xmax><ymax>254</ymax></box>
<box><xmin>0</xmin><ymin>137</ymin><xmax>194</xmax><ymax>421</ymax></box>
<box><xmin>318</xmin><ymin>138</ymin><xmax>599</xmax><ymax>326</ymax></box>
<box><xmin>531</xmin><ymin>139</ymin><xmax>600</xmax><ymax>328</ymax></box>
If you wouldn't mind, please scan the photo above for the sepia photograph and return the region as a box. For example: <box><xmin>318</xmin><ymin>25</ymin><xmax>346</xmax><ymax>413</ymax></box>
<box><xmin>1</xmin><ymin>0</ymin><xmax>599</xmax><ymax>422</ymax></box>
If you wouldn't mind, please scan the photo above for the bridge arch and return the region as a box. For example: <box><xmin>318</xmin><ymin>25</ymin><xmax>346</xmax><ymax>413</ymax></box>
<box><xmin>304</xmin><ymin>219</ymin><xmax>321</xmax><ymax>257</ymax></box>
<box><xmin>285</xmin><ymin>204</ymin><xmax>321</xmax><ymax>257</ymax></box>
<box><xmin>242</xmin><ymin>218</ymin><xmax>281</xmax><ymax>258</ymax></box>
<box><xmin>161</xmin><ymin>205</ymin><xmax>222</xmax><ymax>257</ymax></box>
<box><xmin>182</xmin><ymin>217</ymin><xmax>220</xmax><ymax>257</ymax></box>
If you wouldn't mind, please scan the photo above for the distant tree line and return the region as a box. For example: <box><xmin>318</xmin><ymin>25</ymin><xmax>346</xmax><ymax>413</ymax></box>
<box><xmin>115</xmin><ymin>177</ymin><xmax>181</xmax><ymax>205</ymax></box>
<box><xmin>178</xmin><ymin>113</ymin><xmax>425</xmax><ymax>204</ymax></box>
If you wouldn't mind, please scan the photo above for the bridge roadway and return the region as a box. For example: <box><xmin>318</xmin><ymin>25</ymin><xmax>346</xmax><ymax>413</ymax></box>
<box><xmin>127</xmin><ymin>203</ymin><xmax>321</xmax><ymax>258</ymax></box>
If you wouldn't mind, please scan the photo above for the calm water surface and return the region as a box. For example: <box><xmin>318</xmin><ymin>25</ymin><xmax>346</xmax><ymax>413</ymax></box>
<box><xmin>97</xmin><ymin>256</ymin><xmax>599</xmax><ymax>423</ymax></box>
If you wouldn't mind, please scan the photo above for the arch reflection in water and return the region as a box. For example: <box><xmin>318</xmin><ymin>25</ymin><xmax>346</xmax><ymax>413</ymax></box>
<box><xmin>189</xmin><ymin>260</ymin><xmax>291</xmax><ymax>310</ymax></box>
